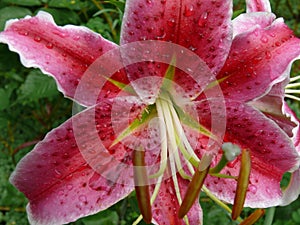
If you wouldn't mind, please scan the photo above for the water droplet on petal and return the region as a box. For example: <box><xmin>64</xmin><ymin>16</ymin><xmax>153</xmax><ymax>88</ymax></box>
<box><xmin>198</xmin><ymin>12</ymin><xmax>208</xmax><ymax>27</ymax></box>
<box><xmin>248</xmin><ymin>184</ymin><xmax>257</xmax><ymax>194</ymax></box>
<box><xmin>265</xmin><ymin>51</ymin><xmax>272</xmax><ymax>59</ymax></box>
<box><xmin>79</xmin><ymin>195</ymin><xmax>87</xmax><ymax>202</ymax></box>
<box><xmin>34</xmin><ymin>36</ymin><xmax>41</xmax><ymax>42</ymax></box>
<box><xmin>54</xmin><ymin>169</ymin><xmax>62</xmax><ymax>178</ymax></box>
<box><xmin>260</xmin><ymin>35</ymin><xmax>268</xmax><ymax>43</ymax></box>
<box><xmin>18</xmin><ymin>30</ymin><xmax>29</xmax><ymax>36</ymax></box>
<box><xmin>167</xmin><ymin>18</ymin><xmax>176</xmax><ymax>27</ymax></box>
<box><xmin>46</xmin><ymin>42</ymin><xmax>54</xmax><ymax>49</ymax></box>
<box><xmin>67</xmin><ymin>185</ymin><xmax>73</xmax><ymax>190</ymax></box>
<box><xmin>184</xmin><ymin>4</ymin><xmax>195</xmax><ymax>17</ymax></box>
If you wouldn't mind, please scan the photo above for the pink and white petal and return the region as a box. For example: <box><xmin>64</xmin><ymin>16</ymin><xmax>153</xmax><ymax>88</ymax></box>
<box><xmin>283</xmin><ymin>102</ymin><xmax>300</xmax><ymax>151</ymax></box>
<box><xmin>246</xmin><ymin>0</ymin><xmax>271</xmax><ymax>13</ymax></box>
<box><xmin>206</xmin><ymin>100</ymin><xmax>299</xmax><ymax>171</ymax></box>
<box><xmin>151</xmin><ymin>174</ymin><xmax>202</xmax><ymax>225</ymax></box>
<box><xmin>216</xmin><ymin>18</ymin><xmax>300</xmax><ymax>102</ymax></box>
<box><xmin>232</xmin><ymin>12</ymin><xmax>275</xmax><ymax>37</ymax></box>
<box><xmin>9</xmin><ymin>97</ymin><xmax>149</xmax><ymax>225</ymax></box>
<box><xmin>121</xmin><ymin>0</ymin><xmax>232</xmax><ymax>74</ymax></box>
<box><xmin>0</xmin><ymin>11</ymin><xmax>127</xmax><ymax>106</ymax></box>
<box><xmin>196</xmin><ymin>100</ymin><xmax>299</xmax><ymax>207</ymax></box>
<box><xmin>120</xmin><ymin>0</ymin><xmax>233</xmax><ymax>95</ymax></box>
<box><xmin>250</xmin><ymin>81</ymin><xmax>297</xmax><ymax>137</ymax></box>
<box><xmin>205</xmin><ymin>155</ymin><xmax>284</xmax><ymax>208</ymax></box>
<box><xmin>280</xmin><ymin>170</ymin><xmax>300</xmax><ymax>206</ymax></box>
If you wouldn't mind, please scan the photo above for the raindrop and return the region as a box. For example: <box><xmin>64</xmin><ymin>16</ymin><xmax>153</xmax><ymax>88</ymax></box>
<box><xmin>248</xmin><ymin>184</ymin><xmax>257</xmax><ymax>194</ymax></box>
<box><xmin>79</xmin><ymin>195</ymin><xmax>87</xmax><ymax>202</ymax></box>
<box><xmin>260</xmin><ymin>36</ymin><xmax>268</xmax><ymax>43</ymax></box>
<box><xmin>46</xmin><ymin>42</ymin><xmax>54</xmax><ymax>49</ymax></box>
<box><xmin>54</xmin><ymin>169</ymin><xmax>62</xmax><ymax>178</ymax></box>
<box><xmin>18</xmin><ymin>30</ymin><xmax>29</xmax><ymax>36</ymax></box>
<box><xmin>73</xmin><ymin>35</ymin><xmax>80</xmax><ymax>41</ymax></box>
<box><xmin>34</xmin><ymin>36</ymin><xmax>41</xmax><ymax>42</ymax></box>
<box><xmin>167</xmin><ymin>18</ymin><xmax>176</xmax><ymax>27</ymax></box>
<box><xmin>198</xmin><ymin>12</ymin><xmax>208</xmax><ymax>27</ymax></box>
<box><xmin>146</xmin><ymin>0</ymin><xmax>152</xmax><ymax>4</ymax></box>
<box><xmin>67</xmin><ymin>185</ymin><xmax>73</xmax><ymax>190</ymax></box>
<box><xmin>184</xmin><ymin>4</ymin><xmax>195</xmax><ymax>17</ymax></box>
<box><xmin>265</xmin><ymin>51</ymin><xmax>272</xmax><ymax>59</ymax></box>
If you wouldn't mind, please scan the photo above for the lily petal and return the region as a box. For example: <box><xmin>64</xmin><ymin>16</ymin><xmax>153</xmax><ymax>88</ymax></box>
<box><xmin>10</xmin><ymin>97</ymin><xmax>147</xmax><ymax>225</ymax></box>
<box><xmin>151</xmin><ymin>174</ymin><xmax>202</xmax><ymax>225</ymax></box>
<box><xmin>121</xmin><ymin>0</ymin><xmax>232</xmax><ymax>74</ymax></box>
<box><xmin>196</xmin><ymin>99</ymin><xmax>299</xmax><ymax>207</ymax></box>
<box><xmin>232</xmin><ymin>12</ymin><xmax>275</xmax><ymax>38</ymax></box>
<box><xmin>246</xmin><ymin>0</ymin><xmax>271</xmax><ymax>13</ymax></box>
<box><xmin>216</xmin><ymin>18</ymin><xmax>300</xmax><ymax>102</ymax></box>
<box><xmin>0</xmin><ymin>11</ymin><xmax>128</xmax><ymax>106</ymax></box>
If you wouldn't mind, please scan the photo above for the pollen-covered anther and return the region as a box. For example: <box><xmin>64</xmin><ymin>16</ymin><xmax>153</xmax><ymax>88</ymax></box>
<box><xmin>178</xmin><ymin>166</ymin><xmax>210</xmax><ymax>219</ymax></box>
<box><xmin>239</xmin><ymin>209</ymin><xmax>265</xmax><ymax>225</ymax></box>
<box><xmin>133</xmin><ymin>148</ymin><xmax>152</xmax><ymax>224</ymax></box>
<box><xmin>232</xmin><ymin>149</ymin><xmax>251</xmax><ymax>220</ymax></box>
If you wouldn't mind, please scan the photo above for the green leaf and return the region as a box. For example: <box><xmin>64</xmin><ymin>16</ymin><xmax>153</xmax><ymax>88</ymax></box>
<box><xmin>39</xmin><ymin>8</ymin><xmax>81</xmax><ymax>25</ymax></box>
<box><xmin>0</xmin><ymin>6</ymin><xmax>32</xmax><ymax>31</ymax></box>
<box><xmin>2</xmin><ymin>0</ymin><xmax>42</xmax><ymax>6</ymax></box>
<box><xmin>81</xmin><ymin>210</ymin><xmax>119</xmax><ymax>225</ymax></box>
<box><xmin>17</xmin><ymin>70</ymin><xmax>59</xmax><ymax>104</ymax></box>
<box><xmin>0</xmin><ymin>89</ymin><xmax>10</xmax><ymax>111</ymax></box>
<box><xmin>48</xmin><ymin>0</ymin><xmax>89</xmax><ymax>10</ymax></box>
<box><xmin>104</xmin><ymin>0</ymin><xmax>125</xmax><ymax>12</ymax></box>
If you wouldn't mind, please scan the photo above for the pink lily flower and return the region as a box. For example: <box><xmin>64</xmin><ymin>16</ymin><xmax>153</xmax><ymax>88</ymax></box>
<box><xmin>1</xmin><ymin>0</ymin><xmax>300</xmax><ymax>225</ymax></box>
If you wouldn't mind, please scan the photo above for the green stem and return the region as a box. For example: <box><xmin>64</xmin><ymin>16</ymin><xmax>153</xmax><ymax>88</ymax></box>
<box><xmin>264</xmin><ymin>207</ymin><xmax>276</xmax><ymax>225</ymax></box>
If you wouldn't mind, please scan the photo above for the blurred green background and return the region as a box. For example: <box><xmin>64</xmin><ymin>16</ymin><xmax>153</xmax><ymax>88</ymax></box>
<box><xmin>0</xmin><ymin>0</ymin><xmax>299</xmax><ymax>224</ymax></box>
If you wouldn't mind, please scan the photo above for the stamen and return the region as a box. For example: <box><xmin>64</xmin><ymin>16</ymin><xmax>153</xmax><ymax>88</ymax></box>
<box><xmin>149</xmin><ymin>99</ymin><xmax>168</xmax><ymax>179</ymax></box>
<box><xmin>286</xmin><ymin>82</ymin><xmax>300</xmax><ymax>89</ymax></box>
<box><xmin>285</xmin><ymin>89</ymin><xmax>300</xmax><ymax>94</ymax></box>
<box><xmin>239</xmin><ymin>209</ymin><xmax>265</xmax><ymax>225</ymax></box>
<box><xmin>178</xmin><ymin>166</ymin><xmax>210</xmax><ymax>218</ymax></box>
<box><xmin>162</xmin><ymin>100</ymin><xmax>193</xmax><ymax>180</ymax></box>
<box><xmin>290</xmin><ymin>75</ymin><xmax>300</xmax><ymax>82</ymax></box>
<box><xmin>232</xmin><ymin>149</ymin><xmax>251</xmax><ymax>220</ymax></box>
<box><xmin>285</xmin><ymin>94</ymin><xmax>300</xmax><ymax>102</ymax></box>
<box><xmin>168</xmin><ymin>104</ymin><xmax>201</xmax><ymax>165</ymax></box>
<box><xmin>133</xmin><ymin>148</ymin><xmax>152</xmax><ymax>224</ymax></box>
<box><xmin>202</xmin><ymin>186</ymin><xmax>243</xmax><ymax>223</ymax></box>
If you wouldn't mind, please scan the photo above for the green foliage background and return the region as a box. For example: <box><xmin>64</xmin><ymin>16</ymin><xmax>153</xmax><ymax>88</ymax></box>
<box><xmin>0</xmin><ymin>0</ymin><xmax>299</xmax><ymax>224</ymax></box>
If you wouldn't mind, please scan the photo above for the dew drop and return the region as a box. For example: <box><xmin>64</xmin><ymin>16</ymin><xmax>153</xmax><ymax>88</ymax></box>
<box><xmin>34</xmin><ymin>36</ymin><xmax>41</xmax><ymax>42</ymax></box>
<box><xmin>198</xmin><ymin>12</ymin><xmax>209</xmax><ymax>27</ymax></box>
<box><xmin>46</xmin><ymin>42</ymin><xmax>54</xmax><ymax>49</ymax></box>
<box><xmin>79</xmin><ymin>195</ymin><xmax>87</xmax><ymax>203</ymax></box>
<box><xmin>265</xmin><ymin>51</ymin><xmax>272</xmax><ymax>59</ymax></box>
<box><xmin>248</xmin><ymin>184</ymin><xmax>257</xmax><ymax>194</ymax></box>
<box><xmin>54</xmin><ymin>169</ymin><xmax>62</xmax><ymax>178</ymax></box>
<box><xmin>167</xmin><ymin>18</ymin><xmax>176</xmax><ymax>27</ymax></box>
<box><xmin>67</xmin><ymin>184</ymin><xmax>73</xmax><ymax>190</ymax></box>
<box><xmin>184</xmin><ymin>4</ymin><xmax>195</xmax><ymax>17</ymax></box>
<box><xmin>73</xmin><ymin>35</ymin><xmax>80</xmax><ymax>41</ymax></box>
<box><xmin>18</xmin><ymin>30</ymin><xmax>29</xmax><ymax>36</ymax></box>
<box><xmin>260</xmin><ymin>36</ymin><xmax>268</xmax><ymax>43</ymax></box>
